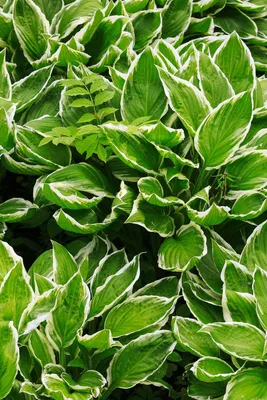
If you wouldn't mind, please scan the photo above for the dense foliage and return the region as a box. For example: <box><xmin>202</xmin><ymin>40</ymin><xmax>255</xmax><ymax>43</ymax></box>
<box><xmin>1</xmin><ymin>0</ymin><xmax>267</xmax><ymax>399</ymax></box>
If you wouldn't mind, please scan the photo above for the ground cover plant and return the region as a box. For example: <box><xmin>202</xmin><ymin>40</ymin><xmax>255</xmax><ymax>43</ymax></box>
<box><xmin>1</xmin><ymin>0</ymin><xmax>267</xmax><ymax>399</ymax></box>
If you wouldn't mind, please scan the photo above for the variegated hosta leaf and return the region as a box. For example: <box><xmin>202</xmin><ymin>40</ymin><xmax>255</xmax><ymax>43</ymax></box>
<box><xmin>104</xmin><ymin>295</ymin><xmax>178</xmax><ymax>337</ymax></box>
<box><xmin>172</xmin><ymin>317</ymin><xmax>220</xmax><ymax>357</ymax></box>
<box><xmin>102</xmin><ymin>123</ymin><xmax>163</xmax><ymax>175</ymax></box>
<box><xmin>191</xmin><ymin>357</ymin><xmax>235</xmax><ymax>383</ymax></box>
<box><xmin>132</xmin><ymin>276</ymin><xmax>179</xmax><ymax>298</ymax></box>
<box><xmin>182</xmin><ymin>273</ymin><xmax>223</xmax><ymax>324</ymax></box>
<box><xmin>15</xmin><ymin>126</ymin><xmax>72</xmax><ymax>168</ymax></box>
<box><xmin>186</xmin><ymin>187</ymin><xmax>230</xmax><ymax>226</ymax></box>
<box><xmin>52</xmin><ymin>241</ymin><xmax>78</xmax><ymax>285</ymax></box>
<box><xmin>197</xmin><ymin>51</ymin><xmax>234</xmax><ymax>108</ymax></box>
<box><xmin>18</xmin><ymin>287</ymin><xmax>58</xmax><ymax>335</ymax></box>
<box><xmin>46</xmin><ymin>272</ymin><xmax>90</xmax><ymax>350</ymax></box>
<box><xmin>43</xmin><ymin>163</ymin><xmax>115</xmax><ymax>209</ymax></box>
<box><xmin>137</xmin><ymin>177</ymin><xmax>183</xmax><ymax>207</ymax></box>
<box><xmin>240</xmin><ymin>220</ymin><xmax>267</xmax><ymax>272</ymax></box>
<box><xmin>253</xmin><ymin>267</ymin><xmax>267</xmax><ymax>331</ymax></box>
<box><xmin>226</xmin><ymin>151</ymin><xmax>267</xmax><ymax>194</ymax></box>
<box><xmin>42</xmin><ymin>373</ymin><xmax>94</xmax><ymax>400</ymax></box>
<box><xmin>141</xmin><ymin>122</ymin><xmax>184</xmax><ymax>149</ymax></box>
<box><xmin>51</xmin><ymin>0</ymin><xmax>103</xmax><ymax>39</ymax></box>
<box><xmin>126</xmin><ymin>195</ymin><xmax>175</xmax><ymax>237</ymax></box>
<box><xmin>106</xmin><ymin>331</ymin><xmax>176</xmax><ymax>391</ymax></box>
<box><xmin>0</xmin><ymin>322</ymin><xmax>19</xmax><ymax>399</ymax></box>
<box><xmin>224</xmin><ymin>368</ymin><xmax>267</xmax><ymax>400</ymax></box>
<box><xmin>0</xmin><ymin>241</ymin><xmax>22</xmax><ymax>286</ymax></box>
<box><xmin>158</xmin><ymin>67</ymin><xmax>211</xmax><ymax>136</ymax></box>
<box><xmin>231</xmin><ymin>191</ymin><xmax>267</xmax><ymax>220</ymax></box>
<box><xmin>0</xmin><ymin>49</ymin><xmax>12</xmax><ymax>99</ymax></box>
<box><xmin>53</xmin><ymin>208</ymin><xmax>117</xmax><ymax>234</ymax></box>
<box><xmin>214</xmin><ymin>31</ymin><xmax>256</xmax><ymax>94</ymax></box>
<box><xmin>0</xmin><ymin>261</ymin><xmax>33</xmax><ymax>328</ymax></box>
<box><xmin>78</xmin><ymin>329</ymin><xmax>114</xmax><ymax>351</ymax></box>
<box><xmin>1</xmin><ymin>153</ymin><xmax>56</xmax><ymax>176</ymax></box>
<box><xmin>12</xmin><ymin>65</ymin><xmax>54</xmax><ymax>112</ymax></box>
<box><xmin>221</xmin><ymin>261</ymin><xmax>260</xmax><ymax>327</ymax></box>
<box><xmin>0</xmin><ymin>198</ymin><xmax>38</xmax><ymax>223</ymax></box>
<box><xmin>13</xmin><ymin>0</ymin><xmax>50</xmax><ymax>63</ymax></box>
<box><xmin>158</xmin><ymin>222</ymin><xmax>207</xmax><ymax>272</ymax></box>
<box><xmin>132</xmin><ymin>10</ymin><xmax>162</xmax><ymax>52</ymax></box>
<box><xmin>201</xmin><ymin>322</ymin><xmax>267</xmax><ymax>361</ymax></box>
<box><xmin>61</xmin><ymin>370</ymin><xmax>106</xmax><ymax>391</ymax></box>
<box><xmin>162</xmin><ymin>0</ymin><xmax>192</xmax><ymax>39</ymax></box>
<box><xmin>28</xmin><ymin>329</ymin><xmax>56</xmax><ymax>367</ymax></box>
<box><xmin>195</xmin><ymin>91</ymin><xmax>253</xmax><ymax>169</ymax></box>
<box><xmin>121</xmin><ymin>47</ymin><xmax>168</xmax><ymax>122</ymax></box>
<box><xmin>89</xmin><ymin>255</ymin><xmax>140</xmax><ymax>319</ymax></box>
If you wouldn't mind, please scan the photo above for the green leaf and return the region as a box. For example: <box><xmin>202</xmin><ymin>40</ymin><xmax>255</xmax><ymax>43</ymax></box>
<box><xmin>84</xmin><ymin>16</ymin><xmax>128</xmax><ymax>66</ymax></box>
<box><xmin>65</xmin><ymin>87</ymin><xmax>89</xmax><ymax>96</ymax></box>
<box><xmin>18</xmin><ymin>288</ymin><xmax>58</xmax><ymax>335</ymax></box>
<box><xmin>172</xmin><ymin>317</ymin><xmax>220</xmax><ymax>357</ymax></box>
<box><xmin>52</xmin><ymin>241</ymin><xmax>78</xmax><ymax>285</ymax></box>
<box><xmin>94</xmin><ymin>90</ymin><xmax>115</xmax><ymax>106</ymax></box>
<box><xmin>42</xmin><ymin>373</ymin><xmax>92</xmax><ymax>399</ymax></box>
<box><xmin>224</xmin><ymin>368</ymin><xmax>267</xmax><ymax>400</ymax></box>
<box><xmin>214</xmin><ymin>31</ymin><xmax>256</xmax><ymax>94</ymax></box>
<box><xmin>78</xmin><ymin>329</ymin><xmax>114</xmax><ymax>350</ymax></box>
<box><xmin>186</xmin><ymin>187</ymin><xmax>230</xmax><ymax>226</ymax></box>
<box><xmin>77</xmin><ymin>113</ymin><xmax>96</xmax><ymax>123</ymax></box>
<box><xmin>195</xmin><ymin>91</ymin><xmax>252</xmax><ymax>169</ymax></box>
<box><xmin>102</xmin><ymin>123</ymin><xmax>163</xmax><ymax>175</ymax></box>
<box><xmin>121</xmin><ymin>48</ymin><xmax>167</xmax><ymax>122</ymax></box>
<box><xmin>32</xmin><ymin>0</ymin><xmax>63</xmax><ymax>23</ymax></box>
<box><xmin>91</xmin><ymin>249</ymin><xmax>128</xmax><ymax>295</ymax></box>
<box><xmin>158</xmin><ymin>222</ymin><xmax>207</xmax><ymax>272</ymax></box>
<box><xmin>43</xmin><ymin>163</ymin><xmax>114</xmax><ymax>210</ymax></box>
<box><xmin>158</xmin><ymin>67</ymin><xmax>211</xmax><ymax>135</ymax></box>
<box><xmin>0</xmin><ymin>261</ymin><xmax>33</xmax><ymax>328</ymax></box>
<box><xmin>107</xmin><ymin>331</ymin><xmax>176</xmax><ymax>390</ymax></box>
<box><xmin>142</xmin><ymin>122</ymin><xmax>184</xmax><ymax>148</ymax></box>
<box><xmin>0</xmin><ymin>322</ymin><xmax>19</xmax><ymax>399</ymax></box>
<box><xmin>226</xmin><ymin>151</ymin><xmax>267</xmax><ymax>194</ymax></box>
<box><xmin>221</xmin><ymin>261</ymin><xmax>259</xmax><ymax>327</ymax></box>
<box><xmin>162</xmin><ymin>0</ymin><xmax>192</xmax><ymax>39</ymax></box>
<box><xmin>197</xmin><ymin>51</ymin><xmax>234</xmax><ymax>108</ymax></box>
<box><xmin>70</xmin><ymin>98</ymin><xmax>93</xmax><ymax>107</ymax></box>
<box><xmin>126</xmin><ymin>195</ymin><xmax>175</xmax><ymax>238</ymax></box>
<box><xmin>29</xmin><ymin>329</ymin><xmax>56</xmax><ymax>367</ymax></box>
<box><xmin>16</xmin><ymin>127</ymin><xmax>71</xmax><ymax>167</ymax></box>
<box><xmin>214</xmin><ymin>7</ymin><xmax>258</xmax><ymax>39</ymax></box>
<box><xmin>0</xmin><ymin>49</ymin><xmax>11</xmax><ymax>99</ymax></box>
<box><xmin>201</xmin><ymin>322</ymin><xmax>267</xmax><ymax>361</ymax></box>
<box><xmin>241</xmin><ymin>221</ymin><xmax>267</xmax><ymax>273</ymax></box>
<box><xmin>89</xmin><ymin>255</ymin><xmax>140</xmax><ymax>318</ymax></box>
<box><xmin>62</xmin><ymin>370</ymin><xmax>106</xmax><ymax>391</ymax></box>
<box><xmin>231</xmin><ymin>191</ymin><xmax>267</xmax><ymax>220</ymax></box>
<box><xmin>138</xmin><ymin>177</ymin><xmax>182</xmax><ymax>207</ymax></box>
<box><xmin>46</xmin><ymin>272</ymin><xmax>90</xmax><ymax>350</ymax></box>
<box><xmin>13</xmin><ymin>0</ymin><xmax>50</xmax><ymax>62</ymax></box>
<box><xmin>132</xmin><ymin>276</ymin><xmax>179</xmax><ymax>298</ymax></box>
<box><xmin>0</xmin><ymin>198</ymin><xmax>38</xmax><ymax>223</ymax></box>
<box><xmin>182</xmin><ymin>277</ymin><xmax>223</xmax><ymax>323</ymax></box>
<box><xmin>192</xmin><ymin>357</ymin><xmax>235</xmax><ymax>383</ymax></box>
<box><xmin>105</xmin><ymin>295</ymin><xmax>177</xmax><ymax>337</ymax></box>
<box><xmin>253</xmin><ymin>267</ymin><xmax>267</xmax><ymax>330</ymax></box>
<box><xmin>51</xmin><ymin>0</ymin><xmax>103</xmax><ymax>39</ymax></box>
<box><xmin>132</xmin><ymin>10</ymin><xmax>162</xmax><ymax>52</ymax></box>
<box><xmin>12</xmin><ymin>65</ymin><xmax>54</xmax><ymax>112</ymax></box>
<box><xmin>53</xmin><ymin>208</ymin><xmax>117</xmax><ymax>234</ymax></box>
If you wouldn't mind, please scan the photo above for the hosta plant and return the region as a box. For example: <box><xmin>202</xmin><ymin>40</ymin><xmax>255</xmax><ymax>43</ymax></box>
<box><xmin>0</xmin><ymin>236</ymin><xmax>181</xmax><ymax>399</ymax></box>
<box><xmin>1</xmin><ymin>0</ymin><xmax>267</xmax><ymax>399</ymax></box>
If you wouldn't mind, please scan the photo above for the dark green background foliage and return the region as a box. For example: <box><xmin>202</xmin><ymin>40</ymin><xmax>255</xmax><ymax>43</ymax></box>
<box><xmin>1</xmin><ymin>0</ymin><xmax>267</xmax><ymax>399</ymax></box>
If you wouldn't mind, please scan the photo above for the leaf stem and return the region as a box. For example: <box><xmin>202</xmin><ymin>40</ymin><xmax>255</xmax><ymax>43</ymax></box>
<box><xmin>59</xmin><ymin>348</ymin><xmax>66</xmax><ymax>368</ymax></box>
<box><xmin>194</xmin><ymin>164</ymin><xmax>207</xmax><ymax>194</ymax></box>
